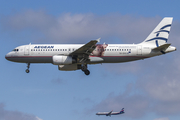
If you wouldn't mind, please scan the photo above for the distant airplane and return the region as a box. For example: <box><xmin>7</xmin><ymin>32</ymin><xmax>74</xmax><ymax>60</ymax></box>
<box><xmin>5</xmin><ymin>17</ymin><xmax>176</xmax><ymax>75</ymax></box>
<box><xmin>96</xmin><ymin>108</ymin><xmax>125</xmax><ymax>116</ymax></box>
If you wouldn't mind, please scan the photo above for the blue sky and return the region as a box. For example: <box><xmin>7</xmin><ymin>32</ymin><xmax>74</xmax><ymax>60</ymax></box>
<box><xmin>1</xmin><ymin>0</ymin><xmax>180</xmax><ymax>120</ymax></box>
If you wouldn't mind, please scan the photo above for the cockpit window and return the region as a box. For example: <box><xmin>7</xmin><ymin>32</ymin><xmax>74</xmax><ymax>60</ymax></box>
<box><xmin>12</xmin><ymin>49</ymin><xmax>19</xmax><ymax>51</ymax></box>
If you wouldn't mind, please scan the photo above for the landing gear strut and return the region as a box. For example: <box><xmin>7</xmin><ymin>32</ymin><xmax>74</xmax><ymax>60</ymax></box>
<box><xmin>81</xmin><ymin>64</ymin><xmax>90</xmax><ymax>75</ymax></box>
<box><xmin>26</xmin><ymin>63</ymin><xmax>30</xmax><ymax>73</ymax></box>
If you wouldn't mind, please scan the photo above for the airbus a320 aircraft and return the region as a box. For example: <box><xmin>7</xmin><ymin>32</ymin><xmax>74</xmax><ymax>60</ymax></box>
<box><xmin>96</xmin><ymin>108</ymin><xmax>125</xmax><ymax>116</ymax></box>
<box><xmin>5</xmin><ymin>17</ymin><xmax>176</xmax><ymax>75</ymax></box>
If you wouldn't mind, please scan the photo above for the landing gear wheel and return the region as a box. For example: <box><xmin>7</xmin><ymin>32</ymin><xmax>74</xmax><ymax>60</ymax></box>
<box><xmin>84</xmin><ymin>70</ymin><xmax>90</xmax><ymax>75</ymax></box>
<box><xmin>26</xmin><ymin>69</ymin><xmax>30</xmax><ymax>73</ymax></box>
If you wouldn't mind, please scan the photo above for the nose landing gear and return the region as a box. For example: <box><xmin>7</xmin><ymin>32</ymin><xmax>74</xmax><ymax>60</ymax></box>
<box><xmin>26</xmin><ymin>63</ymin><xmax>30</xmax><ymax>73</ymax></box>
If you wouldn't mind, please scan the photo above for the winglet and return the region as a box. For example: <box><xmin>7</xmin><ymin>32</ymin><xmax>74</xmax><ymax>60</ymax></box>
<box><xmin>96</xmin><ymin>38</ymin><xmax>101</xmax><ymax>42</ymax></box>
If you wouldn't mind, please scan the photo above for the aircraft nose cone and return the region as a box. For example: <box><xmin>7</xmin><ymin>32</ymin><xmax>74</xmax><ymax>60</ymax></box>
<box><xmin>5</xmin><ymin>54</ymin><xmax>9</xmax><ymax>60</ymax></box>
<box><xmin>5</xmin><ymin>53</ymin><xmax>11</xmax><ymax>60</ymax></box>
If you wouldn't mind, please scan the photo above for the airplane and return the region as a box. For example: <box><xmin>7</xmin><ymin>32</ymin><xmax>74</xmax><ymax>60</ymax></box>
<box><xmin>96</xmin><ymin>108</ymin><xmax>125</xmax><ymax>116</ymax></box>
<box><xmin>5</xmin><ymin>17</ymin><xmax>176</xmax><ymax>75</ymax></box>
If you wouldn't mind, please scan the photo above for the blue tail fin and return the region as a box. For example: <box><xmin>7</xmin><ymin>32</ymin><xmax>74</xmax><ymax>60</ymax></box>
<box><xmin>120</xmin><ymin>108</ymin><xmax>124</xmax><ymax>114</ymax></box>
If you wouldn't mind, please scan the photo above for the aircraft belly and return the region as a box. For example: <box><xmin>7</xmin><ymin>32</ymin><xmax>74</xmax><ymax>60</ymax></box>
<box><xmin>95</xmin><ymin>56</ymin><xmax>146</xmax><ymax>63</ymax></box>
<box><xmin>6</xmin><ymin>56</ymin><xmax>52</xmax><ymax>63</ymax></box>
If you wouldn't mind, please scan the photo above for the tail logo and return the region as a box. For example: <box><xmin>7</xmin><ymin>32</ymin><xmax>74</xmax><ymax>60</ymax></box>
<box><xmin>145</xmin><ymin>24</ymin><xmax>171</xmax><ymax>43</ymax></box>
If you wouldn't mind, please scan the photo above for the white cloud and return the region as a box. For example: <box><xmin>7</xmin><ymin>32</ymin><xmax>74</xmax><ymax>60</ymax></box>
<box><xmin>1</xmin><ymin>10</ymin><xmax>161</xmax><ymax>44</ymax></box>
<box><xmin>0</xmin><ymin>103</ymin><xmax>42</xmax><ymax>120</ymax></box>
<box><xmin>154</xmin><ymin>117</ymin><xmax>169</xmax><ymax>120</ymax></box>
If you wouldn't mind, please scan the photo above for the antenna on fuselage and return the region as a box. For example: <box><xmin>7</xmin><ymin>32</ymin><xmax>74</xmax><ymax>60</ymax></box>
<box><xmin>97</xmin><ymin>38</ymin><xmax>101</xmax><ymax>42</ymax></box>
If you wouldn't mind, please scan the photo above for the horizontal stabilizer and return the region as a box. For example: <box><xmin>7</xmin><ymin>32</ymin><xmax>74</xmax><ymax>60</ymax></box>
<box><xmin>152</xmin><ymin>43</ymin><xmax>171</xmax><ymax>52</ymax></box>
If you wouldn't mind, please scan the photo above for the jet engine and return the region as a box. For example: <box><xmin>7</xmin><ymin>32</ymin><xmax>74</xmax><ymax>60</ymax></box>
<box><xmin>58</xmin><ymin>64</ymin><xmax>81</xmax><ymax>71</ymax></box>
<box><xmin>52</xmin><ymin>55</ymin><xmax>76</xmax><ymax>65</ymax></box>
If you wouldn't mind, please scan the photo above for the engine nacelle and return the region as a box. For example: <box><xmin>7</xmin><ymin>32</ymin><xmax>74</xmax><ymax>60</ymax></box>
<box><xmin>52</xmin><ymin>55</ymin><xmax>75</xmax><ymax>65</ymax></box>
<box><xmin>58</xmin><ymin>64</ymin><xmax>81</xmax><ymax>71</ymax></box>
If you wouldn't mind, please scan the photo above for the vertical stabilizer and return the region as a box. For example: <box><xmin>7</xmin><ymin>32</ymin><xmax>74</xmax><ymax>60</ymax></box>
<box><xmin>141</xmin><ymin>17</ymin><xmax>173</xmax><ymax>46</ymax></box>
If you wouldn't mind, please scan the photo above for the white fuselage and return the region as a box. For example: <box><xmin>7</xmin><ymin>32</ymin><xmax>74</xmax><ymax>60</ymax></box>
<box><xmin>5</xmin><ymin>43</ymin><xmax>176</xmax><ymax>64</ymax></box>
<box><xmin>96</xmin><ymin>110</ymin><xmax>124</xmax><ymax>116</ymax></box>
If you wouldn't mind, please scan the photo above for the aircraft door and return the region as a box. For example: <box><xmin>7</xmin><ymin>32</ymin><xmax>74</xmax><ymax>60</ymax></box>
<box><xmin>137</xmin><ymin>45</ymin><xmax>142</xmax><ymax>55</ymax></box>
<box><xmin>24</xmin><ymin>45</ymin><xmax>30</xmax><ymax>55</ymax></box>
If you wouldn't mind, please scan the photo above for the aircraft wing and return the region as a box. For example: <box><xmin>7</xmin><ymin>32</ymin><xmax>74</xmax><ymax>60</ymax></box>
<box><xmin>106</xmin><ymin>110</ymin><xmax>113</xmax><ymax>116</ymax></box>
<box><xmin>69</xmin><ymin>38</ymin><xmax>100</xmax><ymax>56</ymax></box>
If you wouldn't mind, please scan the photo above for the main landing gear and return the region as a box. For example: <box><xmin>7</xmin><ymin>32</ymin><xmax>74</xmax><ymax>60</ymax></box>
<box><xmin>26</xmin><ymin>63</ymin><xmax>30</xmax><ymax>73</ymax></box>
<box><xmin>81</xmin><ymin>64</ymin><xmax>90</xmax><ymax>75</ymax></box>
